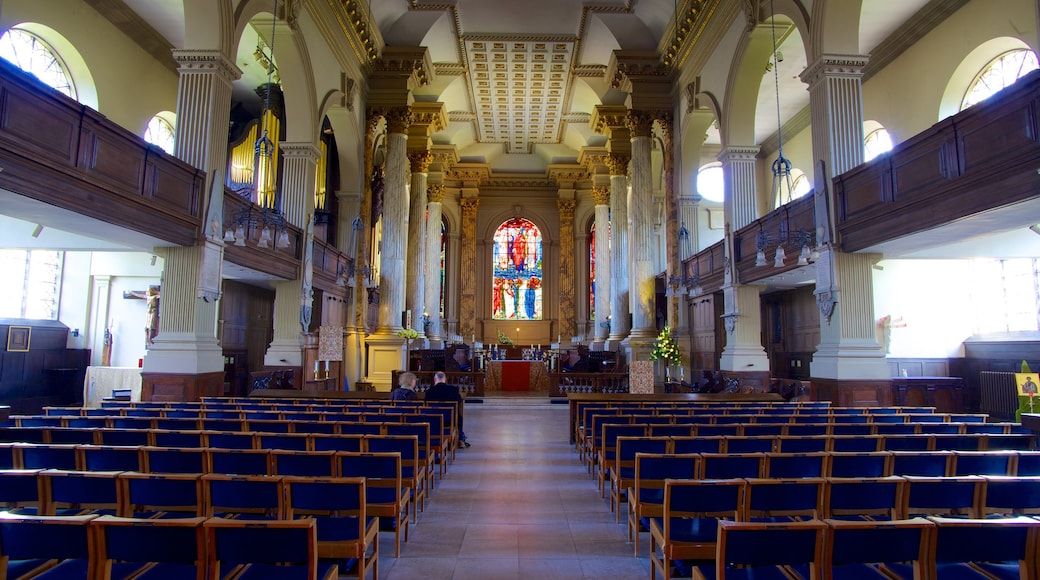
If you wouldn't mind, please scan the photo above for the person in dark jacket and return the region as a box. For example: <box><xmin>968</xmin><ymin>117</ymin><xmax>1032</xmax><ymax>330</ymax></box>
<box><xmin>390</xmin><ymin>371</ymin><xmax>419</xmax><ymax>401</ymax></box>
<box><xmin>425</xmin><ymin>371</ymin><xmax>469</xmax><ymax>447</ymax></box>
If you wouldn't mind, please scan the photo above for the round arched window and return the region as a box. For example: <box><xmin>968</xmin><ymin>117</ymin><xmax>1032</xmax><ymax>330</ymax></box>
<box><xmin>864</xmin><ymin>128</ymin><xmax>893</xmax><ymax>162</ymax></box>
<box><xmin>145</xmin><ymin>115</ymin><xmax>175</xmax><ymax>154</ymax></box>
<box><xmin>0</xmin><ymin>28</ymin><xmax>75</xmax><ymax>99</ymax></box>
<box><xmin>961</xmin><ymin>49</ymin><xmax>1039</xmax><ymax>110</ymax></box>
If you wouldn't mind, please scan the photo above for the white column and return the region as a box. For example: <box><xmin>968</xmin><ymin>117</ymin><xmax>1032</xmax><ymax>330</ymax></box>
<box><xmin>89</xmin><ymin>276</ymin><xmax>112</xmax><ymax>367</ymax></box>
<box><xmin>607</xmin><ymin>158</ymin><xmax>630</xmax><ymax>346</ymax></box>
<box><xmin>406</xmin><ymin>150</ymin><xmax>431</xmax><ymax>338</ymax></box>
<box><xmin>592</xmin><ymin>186</ymin><xmax>612</xmax><ymax>345</ymax></box>
<box><xmin>627</xmin><ymin>111</ymin><xmax>657</xmax><ymax>339</ymax></box>
<box><xmin>376</xmin><ymin>108</ymin><xmax>411</xmax><ymax>334</ymax></box>
<box><xmin>424</xmin><ymin>184</ymin><xmax>445</xmax><ymax>345</ymax></box>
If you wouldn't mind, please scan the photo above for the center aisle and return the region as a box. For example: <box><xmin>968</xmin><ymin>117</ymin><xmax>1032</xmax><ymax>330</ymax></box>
<box><xmin>378</xmin><ymin>403</ymin><xmax>648</xmax><ymax>580</ymax></box>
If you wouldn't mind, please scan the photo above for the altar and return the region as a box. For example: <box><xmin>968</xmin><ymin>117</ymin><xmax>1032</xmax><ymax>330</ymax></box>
<box><xmin>485</xmin><ymin>360</ymin><xmax>550</xmax><ymax>392</ymax></box>
<box><xmin>84</xmin><ymin>366</ymin><xmax>142</xmax><ymax>406</ymax></box>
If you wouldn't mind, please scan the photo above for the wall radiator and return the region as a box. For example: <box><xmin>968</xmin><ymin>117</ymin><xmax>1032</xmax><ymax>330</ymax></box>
<box><xmin>980</xmin><ymin>371</ymin><xmax>1018</xmax><ymax>421</ymax></box>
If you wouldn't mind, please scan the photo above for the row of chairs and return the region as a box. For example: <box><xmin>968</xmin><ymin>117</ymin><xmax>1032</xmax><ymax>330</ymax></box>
<box><xmin>653</xmin><ymin>514</ymin><xmax>1039</xmax><ymax>580</ymax></box>
<box><xmin>69</xmin><ymin>398</ymin><xmax>458</xmax><ymax>414</ymax></box>
<box><xmin>0</xmin><ymin>420</ymin><xmax>453</xmax><ymax>479</ymax></box>
<box><xmin>2</xmin><ymin>463</ymin><xmax>402</xmax><ymax>562</ymax></box>
<box><xmin>0</xmin><ymin>511</ymin><xmax>362</xmax><ymax>580</ymax></box>
<box><xmin>609</xmin><ymin>448</ymin><xmax>1040</xmax><ymax>520</ymax></box>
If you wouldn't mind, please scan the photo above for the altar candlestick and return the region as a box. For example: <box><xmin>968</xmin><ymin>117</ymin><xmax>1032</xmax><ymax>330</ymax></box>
<box><xmin>313</xmin><ymin>360</ymin><xmax>319</xmax><ymax>376</ymax></box>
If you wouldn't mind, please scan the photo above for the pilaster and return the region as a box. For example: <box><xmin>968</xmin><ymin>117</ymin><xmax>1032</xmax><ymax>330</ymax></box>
<box><xmin>264</xmin><ymin>280</ymin><xmax>305</xmax><ymax>367</ymax></box>
<box><xmin>718</xmin><ymin>145</ymin><xmax>761</xmax><ymax>230</ymax></box>
<box><xmin>278</xmin><ymin>143</ymin><xmax>321</xmax><ymax>229</ymax></box>
<box><xmin>458</xmin><ymin>196</ymin><xmax>480</xmax><ymax>340</ymax></box>
<box><xmin>557</xmin><ymin>197</ymin><xmax>577</xmax><ymax>340</ymax></box>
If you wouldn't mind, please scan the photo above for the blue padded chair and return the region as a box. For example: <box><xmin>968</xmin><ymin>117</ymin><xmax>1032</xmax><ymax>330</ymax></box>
<box><xmin>152</xmin><ymin>430</ymin><xmax>207</xmax><ymax>449</ymax></box>
<box><xmin>312</xmin><ymin>434</ymin><xmax>364</xmax><ymax>453</ymax></box>
<box><xmin>98</xmin><ymin>428</ymin><xmax>151</xmax><ymax>447</ymax></box>
<box><xmin>609</xmin><ymin>436</ymin><xmax>669</xmax><ymax>521</ymax></box>
<box><xmin>744</xmin><ymin>478</ymin><xmax>826</xmax><ymax>522</ymax></box>
<box><xmin>117</xmin><ymin>471</ymin><xmax>204</xmax><ymax>518</ymax></box>
<box><xmin>725</xmin><ymin>436</ymin><xmax>777</xmax><ymax>454</ymax></box>
<box><xmin>283</xmin><ymin>476</ymin><xmax>379</xmax><ymax>580</ymax></box>
<box><xmin>952</xmin><ymin>450</ymin><xmax>1015</xmax><ymax>476</ymax></box>
<box><xmin>46</xmin><ymin>428</ymin><xmax>96</xmax><ymax>445</ymax></box>
<box><xmin>699</xmin><ymin>452</ymin><xmax>765</xmax><ymax>480</ymax></box>
<box><xmin>203</xmin><ymin>431</ymin><xmax>256</xmax><ymax>450</ymax></box>
<box><xmin>293</xmin><ymin>420</ymin><xmax>338</xmax><ymax>435</ymax></box>
<box><xmin>926</xmin><ymin>515</ymin><xmax>1040</xmax><ymax>580</ymax></box>
<box><xmin>596</xmin><ymin>423</ymin><xmax>649</xmax><ymax>496</ymax></box>
<box><xmin>671</xmin><ymin>436</ymin><xmax>723</xmax><ymax>454</ymax></box>
<box><xmin>204</xmin><ymin>517</ymin><xmax>338</xmax><ymax>580</ymax></box>
<box><xmin>155</xmin><ymin>417</ymin><xmax>201</xmax><ymax>431</ymax></box>
<box><xmin>931</xmin><ymin>433</ymin><xmax>983</xmax><ymax>451</ymax></box>
<box><xmin>778</xmin><ymin>437</ymin><xmax>830</xmax><ymax>455</ymax></box>
<box><xmin>648</xmin><ymin>479</ymin><xmax>746</xmax><ymax>580</ymax></box>
<box><xmin>830</xmin><ymin>424</ymin><xmax>874</xmax><ymax>436</ymax></box>
<box><xmin>337</xmin><ymin>451</ymin><xmax>410</xmax><ymax>558</ymax></box>
<box><xmin>691</xmin><ymin>520</ymin><xmax>827</xmax><ymax>580</ymax></box>
<box><xmin>0</xmin><ymin>469</ymin><xmax>43</xmax><ymax>514</ymax></box>
<box><xmin>256</xmin><ymin>432</ymin><xmax>310</xmax><ymax>451</ymax></box>
<box><xmin>16</xmin><ymin>443</ymin><xmax>78</xmax><ymax>470</ymax></box>
<box><xmin>38</xmin><ymin>469</ymin><xmax>122</xmax><ymax>516</ymax></box>
<box><xmin>881</xmin><ymin>434</ymin><xmax>932</xmax><ymax>451</ymax></box>
<box><xmin>786</xmin><ymin>424</ymin><xmax>829</xmax><ymax>437</ymax></box>
<box><xmin>823</xmin><ymin>517</ymin><xmax>933</xmax><ymax>579</ymax></box>
<box><xmin>78</xmin><ymin>444</ymin><xmax>143</xmax><ymax>472</ymax></box>
<box><xmin>902</xmin><ymin>475</ymin><xmax>985</xmax><ymax>518</ymax></box>
<box><xmin>828</xmin><ymin>452</ymin><xmax>892</xmax><ymax>478</ymax></box>
<box><xmin>763</xmin><ymin>452</ymin><xmax>829</xmax><ymax>479</ymax></box>
<box><xmin>365</xmin><ymin>434</ymin><xmax>426</xmax><ymax>523</ymax></box>
<box><xmin>201</xmin><ymin>473</ymin><xmax>285</xmax><ymax>520</ymax></box>
<box><xmin>983</xmin><ymin>434</ymin><xmax>1036</xmax><ymax>451</ymax></box>
<box><xmin>205</xmin><ymin>448</ymin><xmax>271</xmax><ymax>476</ymax></box>
<box><xmin>890</xmin><ymin>451</ymin><xmax>953</xmax><ymax>476</ymax></box>
<box><xmin>245</xmin><ymin>419</ymin><xmax>292</xmax><ymax>433</ymax></box>
<box><xmin>626</xmin><ymin>453</ymin><xmax>701</xmax><ymax>556</ymax></box>
<box><xmin>0</xmin><ymin>513</ymin><xmax>101</xmax><ymax>579</ymax></box>
<box><xmin>92</xmin><ymin>515</ymin><xmax>208</xmax><ymax>579</ymax></box>
<box><xmin>824</xmin><ymin>476</ymin><xmax>906</xmax><ymax>522</ymax></box>
<box><xmin>141</xmin><ymin>446</ymin><xmax>206</xmax><ymax>474</ymax></box>
<box><xmin>271</xmin><ymin>450</ymin><xmax>338</xmax><ymax>477</ymax></box>
<box><xmin>981</xmin><ymin>475</ymin><xmax>1040</xmax><ymax>516</ymax></box>
<box><xmin>830</xmin><ymin>435</ymin><xmax>882</xmax><ymax>452</ymax></box>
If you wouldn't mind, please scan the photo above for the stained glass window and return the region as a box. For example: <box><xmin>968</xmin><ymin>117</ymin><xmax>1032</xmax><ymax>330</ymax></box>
<box><xmin>588</xmin><ymin>222</ymin><xmax>596</xmax><ymax>320</ymax></box>
<box><xmin>492</xmin><ymin>217</ymin><xmax>542</xmax><ymax>320</ymax></box>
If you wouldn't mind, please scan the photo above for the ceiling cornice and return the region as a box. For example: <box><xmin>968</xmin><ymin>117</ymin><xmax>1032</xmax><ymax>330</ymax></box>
<box><xmin>84</xmin><ymin>0</ymin><xmax>177</xmax><ymax>73</ymax></box>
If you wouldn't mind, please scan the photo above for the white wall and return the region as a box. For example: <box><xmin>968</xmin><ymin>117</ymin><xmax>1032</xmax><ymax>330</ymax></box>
<box><xmin>88</xmin><ymin>252</ymin><xmax>163</xmax><ymax>367</ymax></box>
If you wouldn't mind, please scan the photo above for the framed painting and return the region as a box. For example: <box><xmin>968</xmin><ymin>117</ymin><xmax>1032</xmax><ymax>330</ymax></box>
<box><xmin>6</xmin><ymin>326</ymin><xmax>30</xmax><ymax>352</ymax></box>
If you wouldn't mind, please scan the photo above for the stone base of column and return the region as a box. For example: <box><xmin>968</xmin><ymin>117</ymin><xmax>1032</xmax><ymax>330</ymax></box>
<box><xmin>264</xmin><ymin>338</ymin><xmax>304</xmax><ymax>367</ymax></box>
<box><xmin>719</xmin><ymin>343</ymin><xmax>770</xmax><ymax>374</ymax></box>
<box><xmin>811</xmin><ymin>339</ymin><xmax>890</xmax><ymax>380</ymax></box>
<box><xmin>143</xmin><ymin>332</ymin><xmax>223</xmax><ymax>375</ymax></box>
<box><xmin>810</xmin><ymin>377</ymin><xmax>895</xmax><ymax>407</ymax></box>
<box><xmin>622</xmin><ymin>336</ymin><xmax>654</xmax><ymax>368</ymax></box>
<box><xmin>142</xmin><ymin>371</ymin><xmax>223</xmax><ymax>402</ymax></box>
<box><xmin>343</xmin><ymin>326</ymin><xmax>365</xmax><ymax>390</ymax></box>
<box><xmin>364</xmin><ymin>333</ymin><xmax>407</xmax><ymax>392</ymax></box>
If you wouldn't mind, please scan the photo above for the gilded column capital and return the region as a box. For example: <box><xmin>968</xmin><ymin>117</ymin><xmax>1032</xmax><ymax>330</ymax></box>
<box><xmin>591</xmin><ymin>186</ymin><xmax>611</xmax><ymax>206</ymax></box>
<box><xmin>427</xmin><ymin>183</ymin><xmax>445</xmax><ymax>203</ymax></box>
<box><xmin>606</xmin><ymin>153</ymin><xmax>630</xmax><ymax>176</ymax></box>
<box><xmin>460</xmin><ymin>197</ymin><xmax>480</xmax><ymax>215</ymax></box>
<box><xmin>385</xmin><ymin>107</ymin><xmax>413</xmax><ymax>134</ymax></box>
<box><xmin>657</xmin><ymin>113</ymin><xmax>674</xmax><ymax>144</ymax></box>
<box><xmin>408</xmin><ymin>150</ymin><xmax>433</xmax><ymax>173</ymax></box>
<box><xmin>366</xmin><ymin>108</ymin><xmax>383</xmax><ymax>131</ymax></box>
<box><xmin>626</xmin><ymin>111</ymin><xmax>656</xmax><ymax>138</ymax></box>
<box><xmin>557</xmin><ymin>199</ymin><xmax>577</xmax><ymax>216</ymax></box>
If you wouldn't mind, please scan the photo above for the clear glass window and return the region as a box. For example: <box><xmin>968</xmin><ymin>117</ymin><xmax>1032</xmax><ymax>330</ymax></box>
<box><xmin>962</xmin><ymin>49</ymin><xmax>1039</xmax><ymax>110</ymax></box>
<box><xmin>0</xmin><ymin>28</ymin><xmax>75</xmax><ymax>99</ymax></box>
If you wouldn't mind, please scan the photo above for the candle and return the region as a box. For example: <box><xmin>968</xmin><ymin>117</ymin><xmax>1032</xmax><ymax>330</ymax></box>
<box><xmin>324</xmin><ymin>360</ymin><xmax>330</xmax><ymax>371</ymax></box>
<box><xmin>313</xmin><ymin>361</ymin><xmax>319</xmax><ymax>375</ymax></box>
<box><xmin>406</xmin><ymin>309</ymin><xmax>412</xmax><ymax>329</ymax></box>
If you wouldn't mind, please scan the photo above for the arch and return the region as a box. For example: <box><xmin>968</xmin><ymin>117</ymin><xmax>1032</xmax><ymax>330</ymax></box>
<box><xmin>808</xmin><ymin>0</ymin><xmax>861</xmax><ymax>59</ymax></box>
<box><xmin>183</xmin><ymin>0</ymin><xmax>234</xmax><ymax>56</ymax></box>
<box><xmin>697</xmin><ymin>163</ymin><xmax>724</xmax><ymax>203</ymax></box>
<box><xmin>938</xmin><ymin>37</ymin><xmax>1034</xmax><ymax>121</ymax></box>
<box><xmin>1</xmin><ymin>22</ymin><xmax>98</xmax><ymax>109</ymax></box>
<box><xmin>144</xmin><ymin>111</ymin><xmax>177</xmax><ymax>154</ymax></box>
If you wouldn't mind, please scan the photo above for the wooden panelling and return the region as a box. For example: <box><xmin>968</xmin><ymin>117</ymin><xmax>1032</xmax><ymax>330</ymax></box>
<box><xmin>811</xmin><ymin>377</ymin><xmax>894</xmax><ymax>408</ymax></box>
<box><xmin>221</xmin><ymin>190</ymin><xmax>302</xmax><ymax>281</ymax></box>
<box><xmin>0</xmin><ymin>319</ymin><xmax>85</xmax><ymax>414</ymax></box>
<box><xmin>734</xmin><ymin>194</ymin><xmax>816</xmax><ymax>284</ymax></box>
<box><xmin>79</xmin><ymin>112</ymin><xmax>148</xmax><ymax>194</ymax></box>
<box><xmin>141</xmin><ymin>371</ymin><xmax>223</xmax><ymax>402</ymax></box>
<box><xmin>0</xmin><ymin>76</ymin><xmax>79</xmax><ymax>166</ymax></box>
<box><xmin>144</xmin><ymin>150</ymin><xmax>201</xmax><ymax>214</ymax></box>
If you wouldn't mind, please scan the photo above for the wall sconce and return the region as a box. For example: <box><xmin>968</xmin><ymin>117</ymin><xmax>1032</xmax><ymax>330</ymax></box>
<box><xmin>601</xmin><ymin>314</ymin><xmax>612</xmax><ymax>330</ymax></box>
<box><xmin>223</xmin><ymin>206</ymin><xmax>291</xmax><ymax>250</ymax></box>
<box><xmin>421</xmin><ymin>310</ymin><xmax>432</xmax><ymax>330</ymax></box>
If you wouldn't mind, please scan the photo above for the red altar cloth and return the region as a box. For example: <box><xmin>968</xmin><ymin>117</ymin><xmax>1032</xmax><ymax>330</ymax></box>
<box><xmin>500</xmin><ymin>361</ymin><xmax>531</xmax><ymax>391</ymax></box>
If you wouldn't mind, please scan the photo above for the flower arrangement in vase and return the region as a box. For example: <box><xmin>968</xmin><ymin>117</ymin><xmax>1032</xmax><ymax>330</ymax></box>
<box><xmin>649</xmin><ymin>326</ymin><xmax>683</xmax><ymax>380</ymax></box>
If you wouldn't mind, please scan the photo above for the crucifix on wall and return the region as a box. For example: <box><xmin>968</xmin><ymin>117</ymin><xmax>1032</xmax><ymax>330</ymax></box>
<box><xmin>123</xmin><ymin>285</ymin><xmax>160</xmax><ymax>348</ymax></box>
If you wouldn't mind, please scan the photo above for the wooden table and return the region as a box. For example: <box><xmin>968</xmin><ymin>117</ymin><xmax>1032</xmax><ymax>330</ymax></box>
<box><xmin>485</xmin><ymin>360</ymin><xmax>550</xmax><ymax>392</ymax></box>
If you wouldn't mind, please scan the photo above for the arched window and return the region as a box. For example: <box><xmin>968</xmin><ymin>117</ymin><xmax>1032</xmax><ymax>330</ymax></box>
<box><xmin>864</xmin><ymin>128</ymin><xmax>893</xmax><ymax>162</ymax></box>
<box><xmin>439</xmin><ymin>218</ymin><xmax>446</xmax><ymax>317</ymax></box>
<box><xmin>145</xmin><ymin>114</ymin><xmax>175</xmax><ymax>155</ymax></box>
<box><xmin>962</xmin><ymin>49</ymin><xmax>1039</xmax><ymax>110</ymax></box>
<box><xmin>697</xmin><ymin>163</ymin><xmax>724</xmax><ymax>202</ymax></box>
<box><xmin>0</xmin><ymin>28</ymin><xmax>75</xmax><ymax>99</ymax></box>
<box><xmin>492</xmin><ymin>217</ymin><xmax>542</xmax><ymax>320</ymax></box>
<box><xmin>588</xmin><ymin>221</ymin><xmax>596</xmax><ymax>320</ymax></box>
<box><xmin>775</xmin><ymin>169</ymin><xmax>812</xmax><ymax>207</ymax></box>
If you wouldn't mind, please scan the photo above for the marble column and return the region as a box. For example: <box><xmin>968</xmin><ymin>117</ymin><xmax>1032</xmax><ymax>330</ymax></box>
<box><xmin>717</xmin><ymin>145</ymin><xmax>770</xmax><ymax>373</ymax></box>
<box><xmin>144</xmin><ymin>50</ymin><xmax>238</xmax><ymax>383</ymax></box>
<box><xmin>607</xmin><ymin>154</ymin><xmax>631</xmax><ymax>345</ymax></box>
<box><xmin>558</xmin><ymin>198</ymin><xmax>577</xmax><ymax>339</ymax></box>
<box><xmin>424</xmin><ymin>184</ymin><xmax>445</xmax><ymax>345</ymax></box>
<box><xmin>376</xmin><ymin>107</ymin><xmax>411</xmax><ymax>334</ymax></box>
<box><xmin>626</xmin><ymin>111</ymin><xmax>657</xmax><ymax>339</ymax></box>
<box><xmin>406</xmin><ymin>150</ymin><xmax>432</xmax><ymax>338</ymax></box>
<box><xmin>458</xmin><ymin>197</ymin><xmax>480</xmax><ymax>341</ymax></box>
<box><xmin>801</xmin><ymin>54</ymin><xmax>888</xmax><ymax>380</ymax></box>
<box><xmin>591</xmin><ymin>186</ymin><xmax>612</xmax><ymax>344</ymax></box>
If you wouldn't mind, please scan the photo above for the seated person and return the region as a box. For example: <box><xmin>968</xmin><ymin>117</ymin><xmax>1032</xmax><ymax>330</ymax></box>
<box><xmin>452</xmin><ymin>348</ymin><xmax>472</xmax><ymax>372</ymax></box>
<box><xmin>424</xmin><ymin>371</ymin><xmax>469</xmax><ymax>447</ymax></box>
<box><xmin>390</xmin><ymin>371</ymin><xmax>419</xmax><ymax>401</ymax></box>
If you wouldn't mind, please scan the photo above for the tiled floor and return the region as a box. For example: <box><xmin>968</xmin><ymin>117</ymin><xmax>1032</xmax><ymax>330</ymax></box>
<box><xmin>375</xmin><ymin>402</ymin><xmax>649</xmax><ymax>579</ymax></box>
